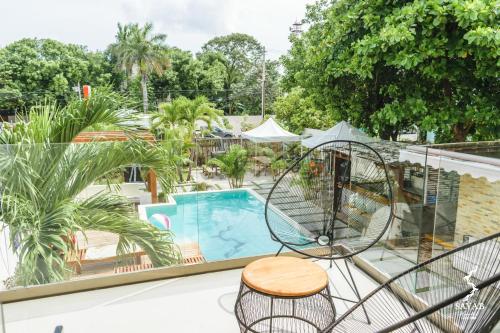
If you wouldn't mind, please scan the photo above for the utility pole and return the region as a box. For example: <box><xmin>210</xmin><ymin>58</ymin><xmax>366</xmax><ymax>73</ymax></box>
<box><xmin>261</xmin><ymin>48</ymin><xmax>266</xmax><ymax>119</ymax></box>
<box><xmin>290</xmin><ymin>20</ymin><xmax>303</xmax><ymax>36</ymax></box>
<box><xmin>73</xmin><ymin>82</ymin><xmax>82</xmax><ymax>100</ymax></box>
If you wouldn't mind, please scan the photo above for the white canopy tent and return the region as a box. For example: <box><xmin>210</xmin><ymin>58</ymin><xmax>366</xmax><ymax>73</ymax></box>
<box><xmin>241</xmin><ymin>118</ymin><xmax>301</xmax><ymax>143</ymax></box>
<box><xmin>302</xmin><ymin>121</ymin><xmax>376</xmax><ymax>148</ymax></box>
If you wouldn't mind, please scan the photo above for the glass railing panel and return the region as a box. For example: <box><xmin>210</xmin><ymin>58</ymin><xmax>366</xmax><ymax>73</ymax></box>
<box><xmin>0</xmin><ymin>302</ymin><xmax>4</xmax><ymax>333</ymax></box>
<box><xmin>191</xmin><ymin>139</ymin><xmax>299</xmax><ymax>263</ymax></box>
<box><xmin>433</xmin><ymin>154</ymin><xmax>500</xmax><ymax>252</ymax></box>
<box><xmin>358</xmin><ymin>142</ymin><xmax>427</xmax><ymax>277</ymax></box>
<box><xmin>0</xmin><ymin>140</ymin><xmax>196</xmax><ymax>292</ymax></box>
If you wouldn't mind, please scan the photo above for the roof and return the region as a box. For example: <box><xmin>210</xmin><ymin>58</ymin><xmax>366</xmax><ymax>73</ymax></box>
<box><xmin>241</xmin><ymin>118</ymin><xmax>301</xmax><ymax>143</ymax></box>
<box><xmin>368</xmin><ymin>141</ymin><xmax>409</xmax><ymax>165</ymax></box>
<box><xmin>302</xmin><ymin>128</ymin><xmax>326</xmax><ymax>137</ymax></box>
<box><xmin>195</xmin><ymin>115</ymin><xmax>265</xmax><ymax>136</ymax></box>
<box><xmin>302</xmin><ymin>121</ymin><xmax>376</xmax><ymax>148</ymax></box>
<box><xmin>73</xmin><ymin>131</ymin><xmax>155</xmax><ymax>143</ymax></box>
<box><xmin>399</xmin><ymin>141</ymin><xmax>500</xmax><ymax>182</ymax></box>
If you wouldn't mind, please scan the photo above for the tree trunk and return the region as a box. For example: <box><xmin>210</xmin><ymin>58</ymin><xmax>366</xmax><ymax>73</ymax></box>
<box><xmin>123</xmin><ymin>67</ymin><xmax>129</xmax><ymax>91</ymax></box>
<box><xmin>380</xmin><ymin>128</ymin><xmax>392</xmax><ymax>140</ymax></box>
<box><xmin>452</xmin><ymin>123</ymin><xmax>468</xmax><ymax>142</ymax></box>
<box><xmin>391</xmin><ymin>130</ymin><xmax>399</xmax><ymax>141</ymax></box>
<box><xmin>141</xmin><ymin>74</ymin><xmax>148</xmax><ymax>113</ymax></box>
<box><xmin>442</xmin><ymin>78</ymin><xmax>470</xmax><ymax>142</ymax></box>
<box><xmin>225</xmin><ymin>89</ymin><xmax>231</xmax><ymax>115</ymax></box>
<box><xmin>380</xmin><ymin>126</ymin><xmax>398</xmax><ymax>141</ymax></box>
<box><xmin>187</xmin><ymin>163</ymin><xmax>192</xmax><ymax>182</ymax></box>
<box><xmin>177</xmin><ymin>167</ymin><xmax>184</xmax><ymax>183</ymax></box>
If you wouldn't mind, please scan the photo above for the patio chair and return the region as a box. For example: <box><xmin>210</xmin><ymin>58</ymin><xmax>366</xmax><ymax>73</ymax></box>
<box><xmin>331</xmin><ymin>232</ymin><xmax>500</xmax><ymax>332</ymax></box>
<box><xmin>265</xmin><ymin>140</ymin><xmax>394</xmax><ymax>318</ymax></box>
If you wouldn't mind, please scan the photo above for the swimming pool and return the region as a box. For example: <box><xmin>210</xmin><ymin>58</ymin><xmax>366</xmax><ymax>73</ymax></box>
<box><xmin>141</xmin><ymin>189</ymin><xmax>284</xmax><ymax>261</ymax></box>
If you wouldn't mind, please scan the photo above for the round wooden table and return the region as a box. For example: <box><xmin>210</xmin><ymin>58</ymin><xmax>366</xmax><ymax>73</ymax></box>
<box><xmin>234</xmin><ymin>257</ymin><xmax>336</xmax><ymax>332</ymax></box>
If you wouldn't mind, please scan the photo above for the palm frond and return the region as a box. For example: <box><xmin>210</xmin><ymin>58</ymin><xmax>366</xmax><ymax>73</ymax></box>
<box><xmin>76</xmin><ymin>192</ymin><xmax>181</xmax><ymax>266</ymax></box>
<box><xmin>0</xmin><ymin>91</ymin><xmax>179</xmax><ymax>286</ymax></box>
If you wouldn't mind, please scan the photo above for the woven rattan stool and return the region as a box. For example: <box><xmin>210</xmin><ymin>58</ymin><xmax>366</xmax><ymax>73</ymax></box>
<box><xmin>234</xmin><ymin>257</ymin><xmax>336</xmax><ymax>332</ymax></box>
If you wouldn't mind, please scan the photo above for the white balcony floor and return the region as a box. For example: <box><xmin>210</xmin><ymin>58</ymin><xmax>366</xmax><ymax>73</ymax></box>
<box><xmin>2</xmin><ymin>260</ymin><xmax>379</xmax><ymax>333</ymax></box>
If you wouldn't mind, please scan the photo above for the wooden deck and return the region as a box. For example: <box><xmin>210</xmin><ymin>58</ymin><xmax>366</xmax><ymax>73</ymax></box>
<box><xmin>114</xmin><ymin>243</ymin><xmax>206</xmax><ymax>274</ymax></box>
<box><xmin>67</xmin><ymin>234</ymin><xmax>207</xmax><ymax>277</ymax></box>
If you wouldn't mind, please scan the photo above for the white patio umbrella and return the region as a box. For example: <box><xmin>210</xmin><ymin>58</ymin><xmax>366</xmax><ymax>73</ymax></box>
<box><xmin>301</xmin><ymin>121</ymin><xmax>376</xmax><ymax>148</ymax></box>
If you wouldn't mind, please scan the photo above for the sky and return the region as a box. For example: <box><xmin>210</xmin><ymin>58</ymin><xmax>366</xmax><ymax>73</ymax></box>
<box><xmin>0</xmin><ymin>0</ymin><xmax>314</xmax><ymax>59</ymax></box>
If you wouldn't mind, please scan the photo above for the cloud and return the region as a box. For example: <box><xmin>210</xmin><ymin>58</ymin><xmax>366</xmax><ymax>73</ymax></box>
<box><xmin>0</xmin><ymin>0</ymin><xmax>314</xmax><ymax>58</ymax></box>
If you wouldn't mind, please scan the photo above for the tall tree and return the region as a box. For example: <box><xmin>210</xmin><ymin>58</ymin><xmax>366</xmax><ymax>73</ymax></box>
<box><xmin>200</xmin><ymin>33</ymin><xmax>265</xmax><ymax>114</ymax></box>
<box><xmin>108</xmin><ymin>23</ymin><xmax>137</xmax><ymax>90</ymax></box>
<box><xmin>0</xmin><ymin>38</ymin><xmax>113</xmax><ymax>110</ymax></box>
<box><xmin>150</xmin><ymin>47</ymin><xmax>225</xmax><ymax>103</ymax></box>
<box><xmin>282</xmin><ymin>0</ymin><xmax>499</xmax><ymax>142</ymax></box>
<box><xmin>111</xmin><ymin>22</ymin><xmax>169</xmax><ymax>113</ymax></box>
<box><xmin>273</xmin><ymin>87</ymin><xmax>333</xmax><ymax>134</ymax></box>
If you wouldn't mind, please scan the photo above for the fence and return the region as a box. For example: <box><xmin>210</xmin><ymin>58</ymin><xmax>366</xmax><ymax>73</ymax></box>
<box><xmin>193</xmin><ymin>137</ymin><xmax>248</xmax><ymax>166</ymax></box>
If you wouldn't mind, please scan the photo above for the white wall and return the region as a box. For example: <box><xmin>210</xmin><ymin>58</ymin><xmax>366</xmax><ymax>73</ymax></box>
<box><xmin>0</xmin><ymin>225</ymin><xmax>17</xmax><ymax>289</ymax></box>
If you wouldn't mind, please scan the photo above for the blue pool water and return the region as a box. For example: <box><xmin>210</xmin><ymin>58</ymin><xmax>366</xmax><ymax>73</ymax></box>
<box><xmin>145</xmin><ymin>190</ymin><xmax>283</xmax><ymax>261</ymax></box>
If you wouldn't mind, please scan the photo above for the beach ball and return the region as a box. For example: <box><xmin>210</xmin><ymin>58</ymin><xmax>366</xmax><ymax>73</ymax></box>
<box><xmin>150</xmin><ymin>213</ymin><xmax>171</xmax><ymax>230</ymax></box>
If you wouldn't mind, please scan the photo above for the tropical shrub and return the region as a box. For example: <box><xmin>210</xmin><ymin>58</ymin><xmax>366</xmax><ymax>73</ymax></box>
<box><xmin>208</xmin><ymin>145</ymin><xmax>249</xmax><ymax>188</ymax></box>
<box><xmin>153</xmin><ymin>95</ymin><xmax>224</xmax><ymax>180</ymax></box>
<box><xmin>0</xmin><ymin>89</ymin><xmax>181</xmax><ymax>286</ymax></box>
<box><xmin>271</xmin><ymin>159</ymin><xmax>288</xmax><ymax>180</ymax></box>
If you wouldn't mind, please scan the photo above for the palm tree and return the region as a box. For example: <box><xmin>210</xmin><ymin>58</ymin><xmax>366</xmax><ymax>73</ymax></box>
<box><xmin>0</xmin><ymin>89</ymin><xmax>181</xmax><ymax>286</ymax></box>
<box><xmin>152</xmin><ymin>96</ymin><xmax>224</xmax><ymax>180</ymax></box>
<box><xmin>153</xmin><ymin>96</ymin><xmax>224</xmax><ymax>132</ymax></box>
<box><xmin>111</xmin><ymin>22</ymin><xmax>169</xmax><ymax>113</ymax></box>
<box><xmin>109</xmin><ymin>23</ymin><xmax>137</xmax><ymax>90</ymax></box>
<box><xmin>208</xmin><ymin>145</ymin><xmax>249</xmax><ymax>188</ymax></box>
<box><xmin>161</xmin><ymin>126</ymin><xmax>193</xmax><ymax>183</ymax></box>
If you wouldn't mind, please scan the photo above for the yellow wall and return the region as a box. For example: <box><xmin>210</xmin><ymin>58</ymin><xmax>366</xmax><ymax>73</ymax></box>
<box><xmin>455</xmin><ymin>175</ymin><xmax>500</xmax><ymax>242</ymax></box>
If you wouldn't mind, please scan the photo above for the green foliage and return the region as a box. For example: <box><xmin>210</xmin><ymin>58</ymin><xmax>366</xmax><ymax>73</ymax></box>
<box><xmin>150</xmin><ymin>47</ymin><xmax>225</xmax><ymax>103</ymax></box>
<box><xmin>0</xmin><ymin>89</ymin><xmax>180</xmax><ymax>286</ymax></box>
<box><xmin>273</xmin><ymin>87</ymin><xmax>333</xmax><ymax>134</ymax></box>
<box><xmin>159</xmin><ymin>126</ymin><xmax>193</xmax><ymax>183</ymax></box>
<box><xmin>240</xmin><ymin>115</ymin><xmax>258</xmax><ymax>132</ymax></box>
<box><xmin>153</xmin><ymin>95</ymin><xmax>224</xmax><ymax>133</ymax></box>
<box><xmin>200</xmin><ymin>33</ymin><xmax>279</xmax><ymax>115</ymax></box>
<box><xmin>282</xmin><ymin>0</ymin><xmax>499</xmax><ymax>142</ymax></box>
<box><xmin>208</xmin><ymin>145</ymin><xmax>249</xmax><ymax>188</ymax></box>
<box><xmin>192</xmin><ymin>182</ymin><xmax>211</xmax><ymax>192</ymax></box>
<box><xmin>152</xmin><ymin>95</ymin><xmax>223</xmax><ymax>181</ymax></box>
<box><xmin>270</xmin><ymin>158</ymin><xmax>288</xmax><ymax>180</ymax></box>
<box><xmin>0</xmin><ymin>87</ymin><xmax>23</xmax><ymax>110</ymax></box>
<box><xmin>0</xmin><ymin>29</ymin><xmax>281</xmax><ymax>117</ymax></box>
<box><xmin>0</xmin><ymin>38</ymin><xmax>113</xmax><ymax>110</ymax></box>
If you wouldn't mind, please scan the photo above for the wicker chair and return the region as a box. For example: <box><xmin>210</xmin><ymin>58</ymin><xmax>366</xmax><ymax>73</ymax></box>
<box><xmin>331</xmin><ymin>232</ymin><xmax>500</xmax><ymax>332</ymax></box>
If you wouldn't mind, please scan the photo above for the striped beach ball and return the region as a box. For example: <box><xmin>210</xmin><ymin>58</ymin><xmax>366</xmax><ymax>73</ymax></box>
<box><xmin>150</xmin><ymin>213</ymin><xmax>171</xmax><ymax>230</ymax></box>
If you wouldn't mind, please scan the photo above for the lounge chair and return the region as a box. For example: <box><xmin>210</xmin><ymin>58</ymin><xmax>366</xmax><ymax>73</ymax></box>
<box><xmin>331</xmin><ymin>232</ymin><xmax>500</xmax><ymax>332</ymax></box>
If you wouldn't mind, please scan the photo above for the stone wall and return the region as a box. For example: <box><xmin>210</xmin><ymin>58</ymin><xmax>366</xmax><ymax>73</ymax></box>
<box><xmin>455</xmin><ymin>175</ymin><xmax>500</xmax><ymax>242</ymax></box>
